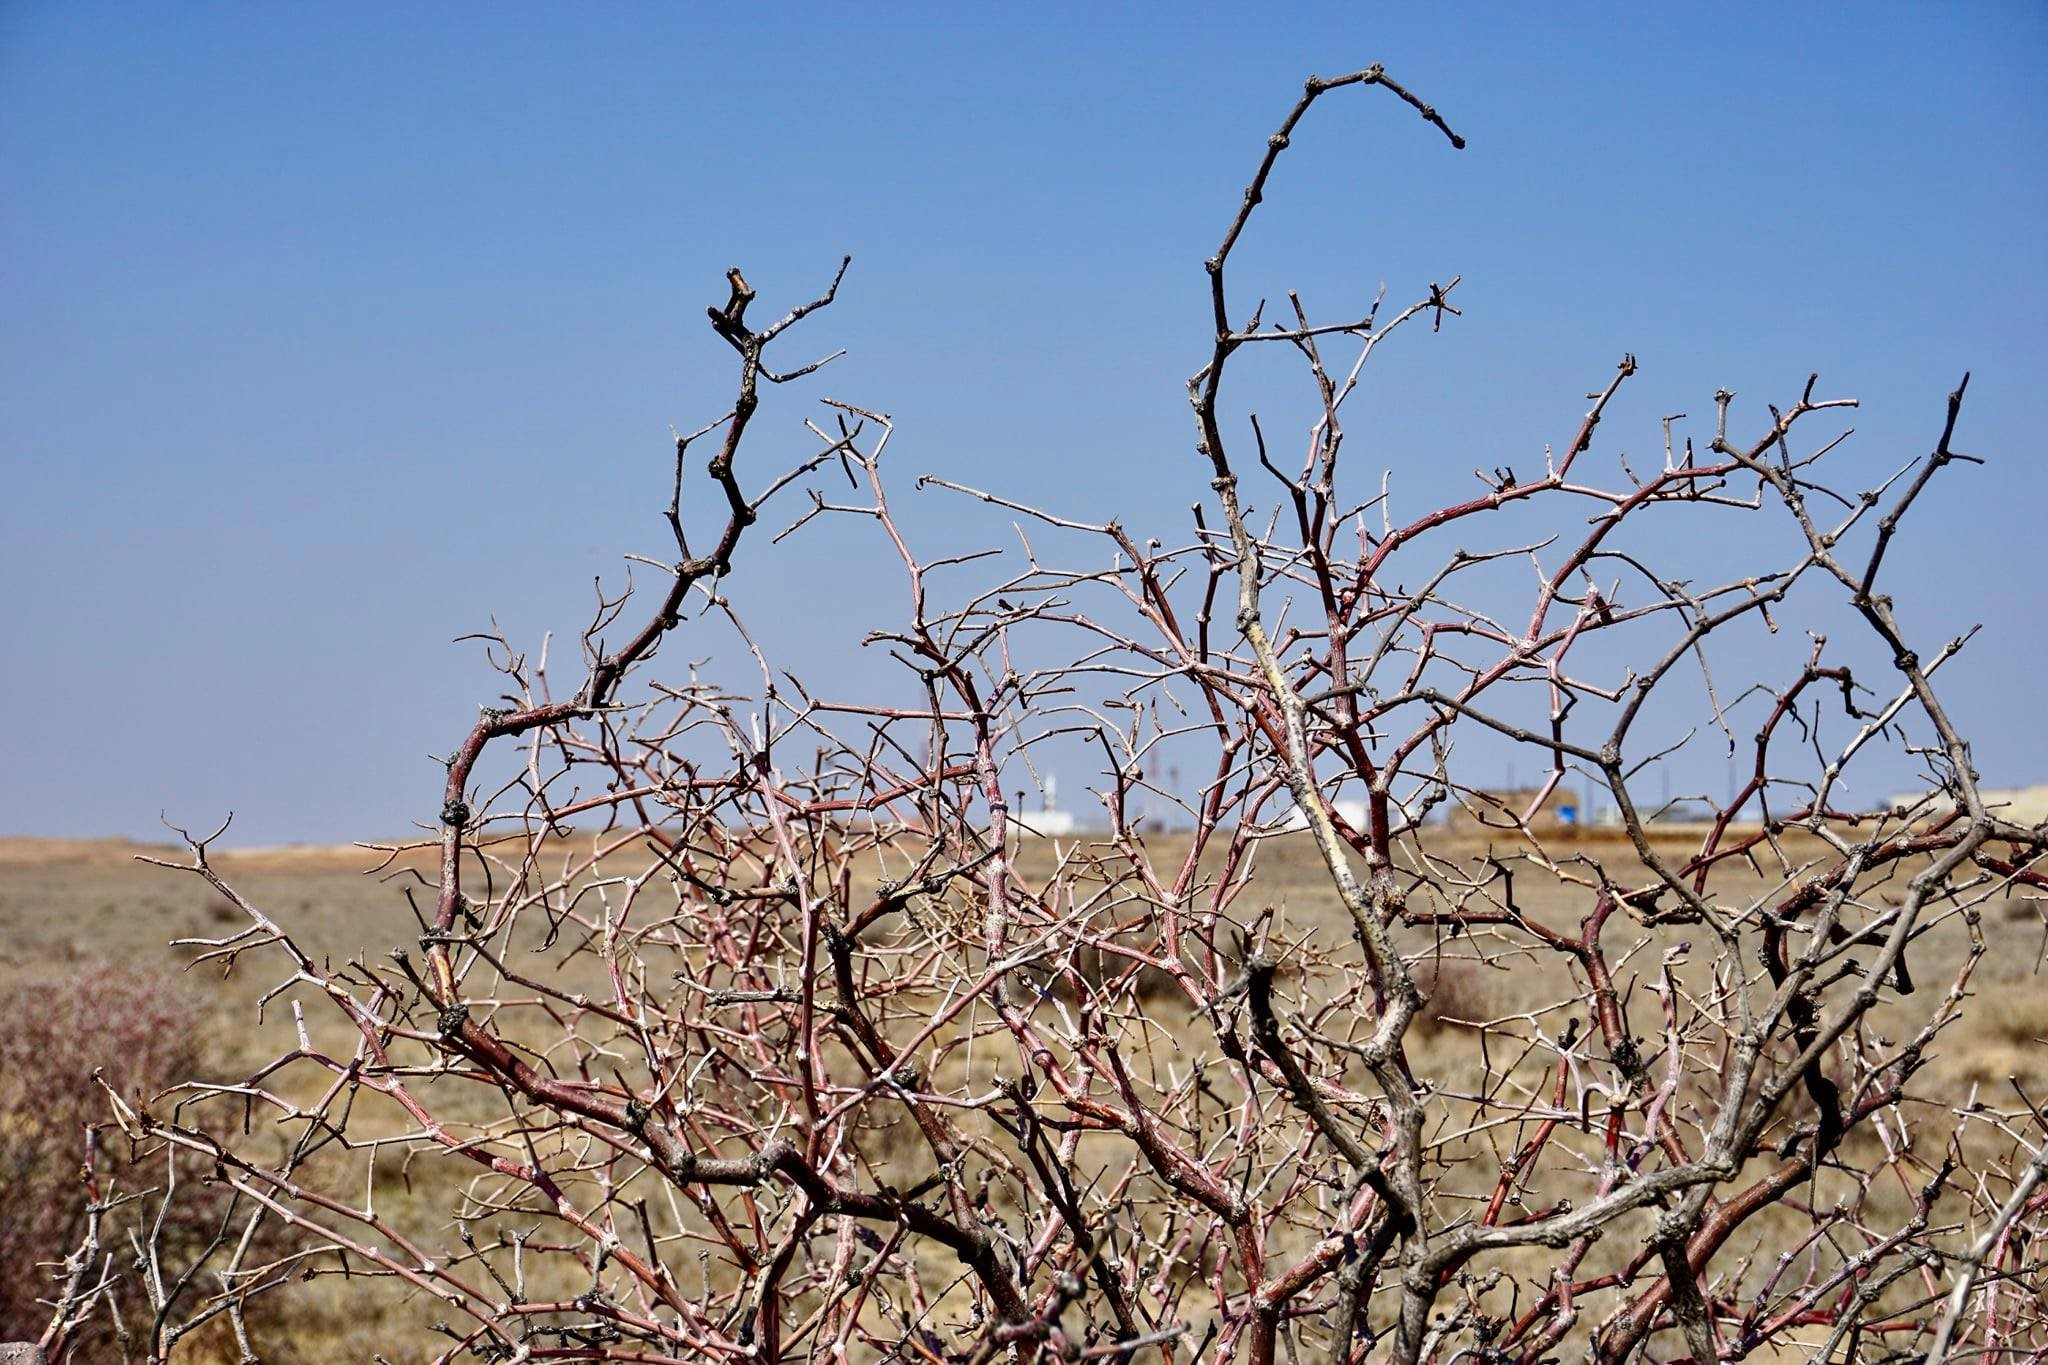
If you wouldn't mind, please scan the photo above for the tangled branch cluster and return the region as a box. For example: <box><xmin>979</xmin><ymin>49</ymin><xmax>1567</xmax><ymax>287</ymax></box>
<box><xmin>40</xmin><ymin>69</ymin><xmax>2047</xmax><ymax>1365</ymax></box>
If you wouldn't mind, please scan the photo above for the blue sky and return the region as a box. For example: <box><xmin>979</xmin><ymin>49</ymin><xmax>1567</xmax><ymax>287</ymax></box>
<box><xmin>3</xmin><ymin>4</ymin><xmax>2043</xmax><ymax>844</ymax></box>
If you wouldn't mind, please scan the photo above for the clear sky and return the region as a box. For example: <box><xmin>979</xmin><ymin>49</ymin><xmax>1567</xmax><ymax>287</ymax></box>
<box><xmin>3</xmin><ymin>3</ymin><xmax>2043</xmax><ymax>845</ymax></box>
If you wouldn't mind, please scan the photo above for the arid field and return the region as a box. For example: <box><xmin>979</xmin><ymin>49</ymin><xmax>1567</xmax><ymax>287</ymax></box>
<box><xmin>3</xmin><ymin>826</ymin><xmax>2041</xmax><ymax>1361</ymax></box>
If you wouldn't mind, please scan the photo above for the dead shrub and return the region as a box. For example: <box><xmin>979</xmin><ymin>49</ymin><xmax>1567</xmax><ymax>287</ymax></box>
<box><xmin>0</xmin><ymin>961</ymin><xmax>206</xmax><ymax>1341</ymax></box>
<box><xmin>1410</xmin><ymin>956</ymin><xmax>1500</xmax><ymax>1033</ymax></box>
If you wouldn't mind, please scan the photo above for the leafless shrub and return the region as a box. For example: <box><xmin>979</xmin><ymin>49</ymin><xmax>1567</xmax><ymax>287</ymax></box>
<box><xmin>1406</xmin><ymin>957</ymin><xmax>1499</xmax><ymax>1035</ymax></box>
<box><xmin>101</xmin><ymin>67</ymin><xmax>2048</xmax><ymax>1364</ymax></box>
<box><xmin>1</xmin><ymin>965</ymin><xmax>197</xmax><ymax>1332</ymax></box>
<box><xmin>0</xmin><ymin>963</ymin><xmax>292</xmax><ymax>1360</ymax></box>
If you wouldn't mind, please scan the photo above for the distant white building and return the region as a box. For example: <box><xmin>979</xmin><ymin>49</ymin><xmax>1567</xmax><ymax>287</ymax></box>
<box><xmin>1017</xmin><ymin>774</ymin><xmax>1080</xmax><ymax>836</ymax></box>
<box><xmin>1270</xmin><ymin>797</ymin><xmax>1370</xmax><ymax>833</ymax></box>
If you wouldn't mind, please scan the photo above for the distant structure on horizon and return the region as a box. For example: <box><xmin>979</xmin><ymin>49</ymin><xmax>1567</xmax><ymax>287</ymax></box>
<box><xmin>1886</xmin><ymin>784</ymin><xmax>2048</xmax><ymax>826</ymax></box>
<box><xmin>1019</xmin><ymin>774</ymin><xmax>1080</xmax><ymax>836</ymax></box>
<box><xmin>1263</xmin><ymin>796</ymin><xmax>1366</xmax><ymax>834</ymax></box>
<box><xmin>1445</xmin><ymin>786</ymin><xmax>1581</xmax><ymax>835</ymax></box>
